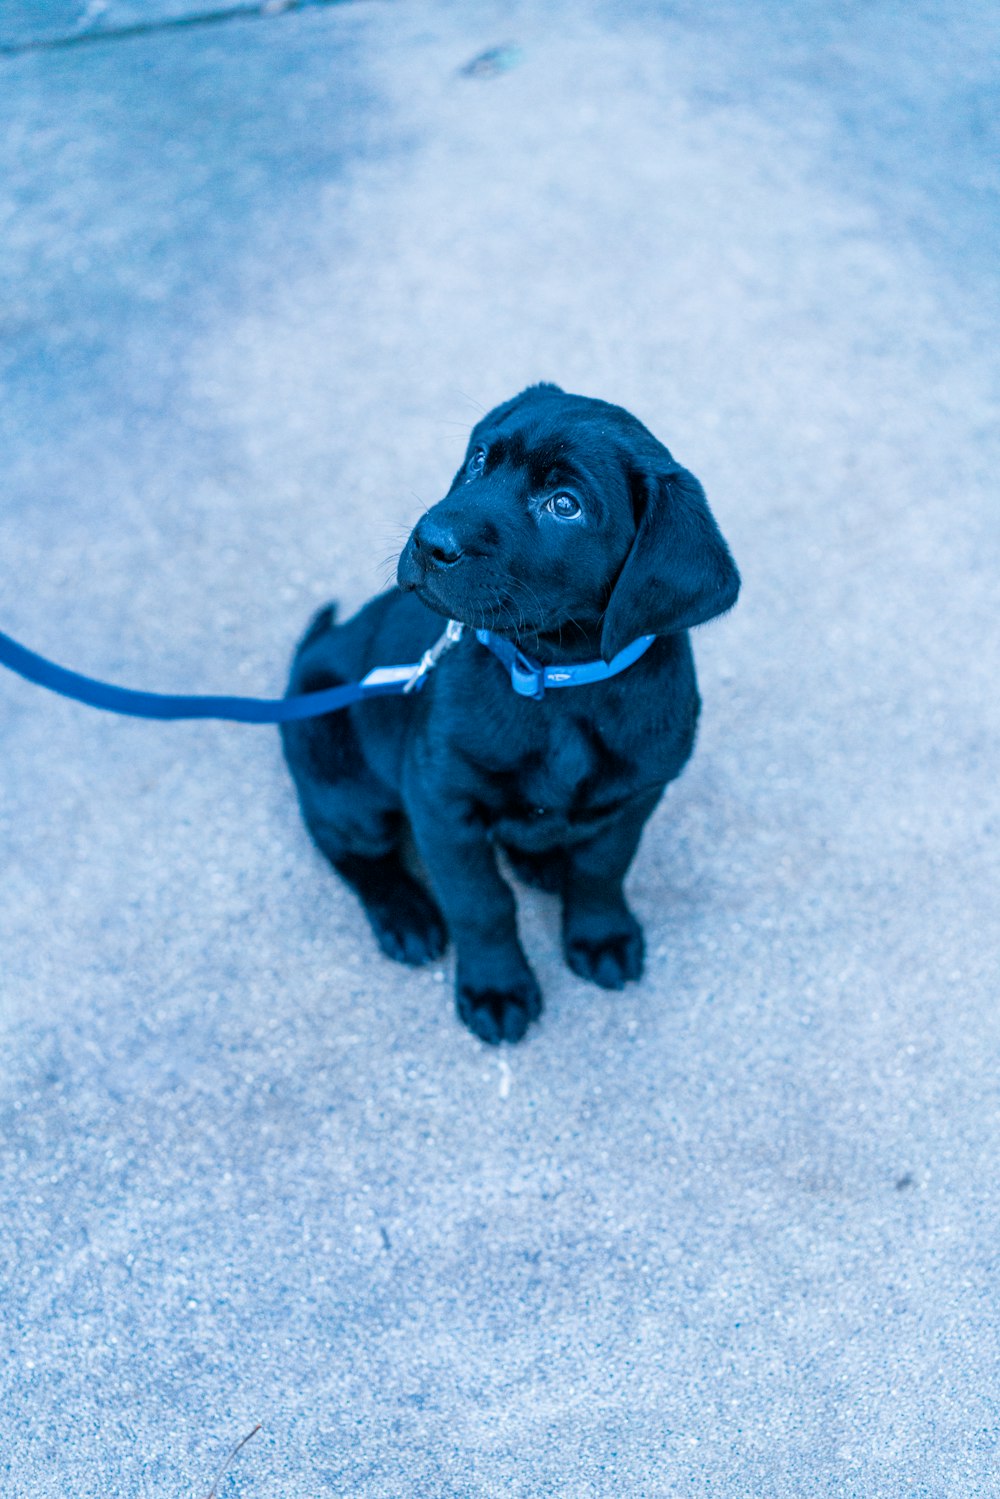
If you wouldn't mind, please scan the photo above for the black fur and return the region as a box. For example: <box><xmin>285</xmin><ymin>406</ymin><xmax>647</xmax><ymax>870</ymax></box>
<box><xmin>281</xmin><ymin>386</ymin><xmax>739</xmax><ymax>1043</ymax></box>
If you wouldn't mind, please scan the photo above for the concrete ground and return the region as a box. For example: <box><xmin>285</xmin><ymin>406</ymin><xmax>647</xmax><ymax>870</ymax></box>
<box><xmin>1</xmin><ymin>1</ymin><xmax>999</xmax><ymax>1494</ymax></box>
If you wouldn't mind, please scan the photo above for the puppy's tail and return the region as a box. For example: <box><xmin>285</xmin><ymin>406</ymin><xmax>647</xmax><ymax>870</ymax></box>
<box><xmin>298</xmin><ymin>601</ymin><xmax>339</xmax><ymax>654</ymax></box>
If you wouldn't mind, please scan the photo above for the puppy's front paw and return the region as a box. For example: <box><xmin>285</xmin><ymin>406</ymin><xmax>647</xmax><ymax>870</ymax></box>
<box><xmin>456</xmin><ymin>971</ymin><xmax>543</xmax><ymax>1045</ymax></box>
<box><xmin>563</xmin><ymin>908</ymin><xmax>644</xmax><ymax>990</ymax></box>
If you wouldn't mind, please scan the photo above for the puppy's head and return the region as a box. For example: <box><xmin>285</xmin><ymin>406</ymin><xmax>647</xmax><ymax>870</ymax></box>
<box><xmin>397</xmin><ymin>385</ymin><xmax>739</xmax><ymax>659</ymax></box>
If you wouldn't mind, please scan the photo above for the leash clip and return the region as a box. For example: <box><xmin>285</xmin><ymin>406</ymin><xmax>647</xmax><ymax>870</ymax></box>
<box><xmin>402</xmin><ymin>618</ymin><xmax>464</xmax><ymax>693</ymax></box>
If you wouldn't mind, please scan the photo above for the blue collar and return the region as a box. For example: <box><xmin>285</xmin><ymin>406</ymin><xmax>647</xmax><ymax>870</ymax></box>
<box><xmin>475</xmin><ymin>628</ymin><xmax>655</xmax><ymax>700</ymax></box>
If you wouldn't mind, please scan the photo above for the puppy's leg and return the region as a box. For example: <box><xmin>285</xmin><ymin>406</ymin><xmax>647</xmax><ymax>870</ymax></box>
<box><xmin>282</xmin><ymin>683</ymin><xmax>446</xmax><ymax>967</ymax></box>
<box><xmin>561</xmin><ymin>790</ymin><xmax>661</xmax><ymax>990</ymax></box>
<box><xmin>407</xmin><ymin>794</ymin><xmax>541</xmax><ymax>1045</ymax></box>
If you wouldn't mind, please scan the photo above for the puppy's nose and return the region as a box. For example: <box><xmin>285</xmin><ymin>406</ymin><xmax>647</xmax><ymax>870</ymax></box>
<box><xmin>413</xmin><ymin>516</ymin><xmax>464</xmax><ymax>569</ymax></box>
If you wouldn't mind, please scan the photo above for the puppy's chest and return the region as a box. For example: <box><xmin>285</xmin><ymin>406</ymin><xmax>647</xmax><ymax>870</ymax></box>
<box><xmin>480</xmin><ymin>715</ymin><xmax>633</xmax><ymax>828</ymax></box>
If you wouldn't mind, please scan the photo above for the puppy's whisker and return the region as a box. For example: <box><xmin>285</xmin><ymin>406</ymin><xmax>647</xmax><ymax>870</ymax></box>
<box><xmin>558</xmin><ymin>611</ymin><xmax>585</xmax><ymax>641</ymax></box>
<box><xmin>520</xmin><ymin>584</ymin><xmax>547</xmax><ymax>630</ymax></box>
<box><xmin>505</xmin><ymin>580</ymin><xmax>549</xmax><ymax>638</ymax></box>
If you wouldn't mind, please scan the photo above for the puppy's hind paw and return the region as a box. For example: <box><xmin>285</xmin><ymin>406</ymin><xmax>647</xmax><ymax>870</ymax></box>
<box><xmin>368</xmin><ymin>883</ymin><xmax>449</xmax><ymax>967</ymax></box>
<box><xmin>564</xmin><ymin>912</ymin><xmax>645</xmax><ymax>990</ymax></box>
<box><xmin>456</xmin><ymin>973</ymin><xmax>543</xmax><ymax>1045</ymax></box>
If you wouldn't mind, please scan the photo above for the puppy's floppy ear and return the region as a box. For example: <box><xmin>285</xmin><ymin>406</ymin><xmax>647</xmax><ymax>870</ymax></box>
<box><xmin>600</xmin><ymin>461</ymin><xmax>740</xmax><ymax>661</ymax></box>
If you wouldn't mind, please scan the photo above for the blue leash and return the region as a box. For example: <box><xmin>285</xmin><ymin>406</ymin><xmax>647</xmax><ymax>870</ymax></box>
<box><xmin>0</xmin><ymin>624</ymin><xmax>450</xmax><ymax>723</ymax></box>
<box><xmin>0</xmin><ymin>618</ymin><xmax>654</xmax><ymax>724</ymax></box>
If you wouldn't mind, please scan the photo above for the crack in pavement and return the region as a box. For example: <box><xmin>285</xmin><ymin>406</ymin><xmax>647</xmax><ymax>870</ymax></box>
<box><xmin>0</xmin><ymin>0</ymin><xmax>368</xmax><ymax>56</ymax></box>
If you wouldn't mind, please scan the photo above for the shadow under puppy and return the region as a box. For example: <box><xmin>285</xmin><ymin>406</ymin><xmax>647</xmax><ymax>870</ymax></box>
<box><xmin>281</xmin><ymin>384</ymin><xmax>739</xmax><ymax>1043</ymax></box>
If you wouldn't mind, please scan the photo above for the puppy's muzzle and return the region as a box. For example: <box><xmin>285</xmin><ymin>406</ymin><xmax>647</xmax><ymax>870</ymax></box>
<box><xmin>398</xmin><ymin>515</ymin><xmax>465</xmax><ymax>589</ymax></box>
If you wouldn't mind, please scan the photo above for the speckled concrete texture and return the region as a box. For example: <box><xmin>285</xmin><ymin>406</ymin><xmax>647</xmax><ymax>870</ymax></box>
<box><xmin>1</xmin><ymin>2</ymin><xmax>999</xmax><ymax>1494</ymax></box>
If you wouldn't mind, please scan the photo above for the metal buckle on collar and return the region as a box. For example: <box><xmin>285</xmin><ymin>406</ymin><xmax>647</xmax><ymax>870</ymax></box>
<box><xmin>402</xmin><ymin>618</ymin><xmax>464</xmax><ymax>693</ymax></box>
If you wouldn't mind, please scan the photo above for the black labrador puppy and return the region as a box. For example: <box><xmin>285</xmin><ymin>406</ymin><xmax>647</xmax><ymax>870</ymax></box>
<box><xmin>281</xmin><ymin>385</ymin><xmax>739</xmax><ymax>1043</ymax></box>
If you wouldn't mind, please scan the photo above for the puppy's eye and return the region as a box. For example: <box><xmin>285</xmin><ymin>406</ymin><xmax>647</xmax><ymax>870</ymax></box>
<box><xmin>547</xmin><ymin>492</ymin><xmax>581</xmax><ymax>519</ymax></box>
<box><xmin>467</xmin><ymin>448</ymin><xmax>486</xmax><ymax>477</ymax></box>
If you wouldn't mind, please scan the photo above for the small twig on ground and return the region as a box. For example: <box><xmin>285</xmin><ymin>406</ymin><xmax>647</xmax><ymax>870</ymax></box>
<box><xmin>204</xmin><ymin>1423</ymin><xmax>262</xmax><ymax>1499</ymax></box>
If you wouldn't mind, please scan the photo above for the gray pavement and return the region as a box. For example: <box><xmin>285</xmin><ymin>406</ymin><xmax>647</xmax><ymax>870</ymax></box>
<box><xmin>1</xmin><ymin>2</ymin><xmax>999</xmax><ymax>1494</ymax></box>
